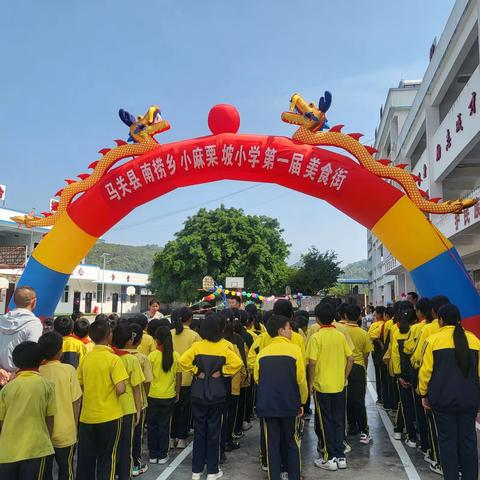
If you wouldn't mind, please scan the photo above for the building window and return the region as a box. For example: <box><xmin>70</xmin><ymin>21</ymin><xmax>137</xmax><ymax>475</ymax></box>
<box><xmin>63</xmin><ymin>285</ymin><xmax>69</xmax><ymax>303</ymax></box>
<box><xmin>97</xmin><ymin>284</ymin><xmax>103</xmax><ymax>303</ymax></box>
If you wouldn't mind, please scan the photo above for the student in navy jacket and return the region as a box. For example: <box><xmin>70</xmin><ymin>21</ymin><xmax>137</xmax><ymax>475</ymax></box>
<box><xmin>254</xmin><ymin>314</ymin><xmax>308</xmax><ymax>480</ymax></box>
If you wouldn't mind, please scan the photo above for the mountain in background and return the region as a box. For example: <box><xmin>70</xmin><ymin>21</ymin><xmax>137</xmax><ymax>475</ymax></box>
<box><xmin>340</xmin><ymin>259</ymin><xmax>368</xmax><ymax>279</ymax></box>
<box><xmin>86</xmin><ymin>243</ymin><xmax>161</xmax><ymax>274</ymax></box>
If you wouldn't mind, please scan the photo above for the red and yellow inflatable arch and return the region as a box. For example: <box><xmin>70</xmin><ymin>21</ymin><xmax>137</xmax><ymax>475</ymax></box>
<box><xmin>12</xmin><ymin>103</ymin><xmax>480</xmax><ymax>335</ymax></box>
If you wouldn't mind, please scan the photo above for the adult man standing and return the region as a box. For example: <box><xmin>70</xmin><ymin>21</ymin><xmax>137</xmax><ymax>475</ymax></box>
<box><xmin>0</xmin><ymin>286</ymin><xmax>42</xmax><ymax>373</ymax></box>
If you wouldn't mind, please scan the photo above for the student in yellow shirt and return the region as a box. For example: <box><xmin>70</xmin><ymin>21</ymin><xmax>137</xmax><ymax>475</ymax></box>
<box><xmin>403</xmin><ymin>298</ymin><xmax>432</xmax><ymax>458</ymax></box>
<box><xmin>380</xmin><ymin>306</ymin><xmax>395</xmax><ymax>411</ymax></box>
<box><xmin>307</xmin><ymin>303</ymin><xmax>354</xmax><ymax>471</ymax></box>
<box><xmin>236</xmin><ymin>309</ymin><xmax>256</xmax><ymax>432</ymax></box>
<box><xmin>254</xmin><ymin>314</ymin><xmax>307</xmax><ymax>480</ymax></box>
<box><xmin>411</xmin><ymin>295</ymin><xmax>450</xmax><ymax>475</ymax></box>
<box><xmin>368</xmin><ymin>306</ymin><xmax>385</xmax><ymax>405</ymax></box>
<box><xmin>180</xmin><ymin>313</ymin><xmax>243</xmax><ymax>480</ymax></box>
<box><xmin>390</xmin><ymin>308</ymin><xmax>418</xmax><ymax>448</ymax></box>
<box><xmin>0</xmin><ymin>341</ymin><xmax>56</xmax><ymax>480</ymax></box>
<box><xmin>171</xmin><ymin>307</ymin><xmax>201</xmax><ymax>449</ymax></box>
<box><xmin>111</xmin><ymin>324</ymin><xmax>145</xmax><ymax>480</ymax></box>
<box><xmin>76</xmin><ymin>318</ymin><xmax>128</xmax><ymax>480</ymax></box>
<box><xmin>344</xmin><ymin>305</ymin><xmax>373</xmax><ymax>444</ymax></box>
<box><xmin>38</xmin><ymin>332</ymin><xmax>82</xmax><ymax>480</ymax></box>
<box><xmin>54</xmin><ymin>315</ymin><xmax>86</xmax><ymax>368</ymax></box>
<box><xmin>419</xmin><ymin>303</ymin><xmax>480</xmax><ymax>480</ymax></box>
<box><xmin>147</xmin><ymin>326</ymin><xmax>181</xmax><ymax>464</ymax></box>
<box><xmin>128</xmin><ymin>323</ymin><xmax>153</xmax><ymax>477</ymax></box>
<box><xmin>131</xmin><ymin>314</ymin><xmax>156</xmax><ymax>357</ymax></box>
<box><xmin>73</xmin><ymin>318</ymin><xmax>94</xmax><ymax>353</ymax></box>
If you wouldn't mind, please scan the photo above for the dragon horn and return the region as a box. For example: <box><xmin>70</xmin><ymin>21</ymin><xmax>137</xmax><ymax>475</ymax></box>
<box><xmin>119</xmin><ymin>109</ymin><xmax>136</xmax><ymax>127</ymax></box>
<box><xmin>318</xmin><ymin>91</ymin><xmax>332</xmax><ymax>113</ymax></box>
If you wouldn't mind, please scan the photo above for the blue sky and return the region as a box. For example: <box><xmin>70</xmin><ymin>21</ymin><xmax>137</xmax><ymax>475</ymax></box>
<box><xmin>1</xmin><ymin>0</ymin><xmax>453</xmax><ymax>265</ymax></box>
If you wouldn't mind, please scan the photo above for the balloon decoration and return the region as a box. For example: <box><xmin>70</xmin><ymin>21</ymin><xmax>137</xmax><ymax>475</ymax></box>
<box><xmin>201</xmin><ymin>286</ymin><xmax>265</xmax><ymax>304</ymax></box>
<box><xmin>10</xmin><ymin>95</ymin><xmax>480</xmax><ymax>336</ymax></box>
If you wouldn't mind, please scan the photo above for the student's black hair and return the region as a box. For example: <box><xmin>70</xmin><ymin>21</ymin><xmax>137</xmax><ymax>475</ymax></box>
<box><xmin>375</xmin><ymin>306</ymin><xmax>386</xmax><ymax>317</ymax></box>
<box><xmin>431</xmin><ymin>295</ymin><xmax>450</xmax><ymax>316</ymax></box>
<box><xmin>367</xmin><ymin>305</ymin><xmax>375</xmax><ymax>313</ymax></box>
<box><xmin>296</xmin><ymin>315</ymin><xmax>309</xmax><ymax>330</ymax></box>
<box><xmin>95</xmin><ymin>313</ymin><xmax>109</xmax><ymax>322</ymax></box>
<box><xmin>130</xmin><ymin>323</ymin><xmax>144</xmax><ymax>347</ymax></box>
<box><xmin>244</xmin><ymin>303</ymin><xmax>261</xmax><ymax>331</ymax></box>
<box><xmin>314</xmin><ymin>302</ymin><xmax>335</xmax><ymax>325</ymax></box>
<box><xmin>130</xmin><ymin>314</ymin><xmax>148</xmax><ymax>331</ymax></box>
<box><xmin>71</xmin><ymin>311</ymin><xmax>84</xmax><ymax>321</ymax></box>
<box><xmin>336</xmin><ymin>302</ymin><xmax>349</xmax><ymax>321</ymax></box>
<box><xmin>149</xmin><ymin>298</ymin><xmax>160</xmax><ymax>307</ymax></box>
<box><xmin>290</xmin><ymin>319</ymin><xmax>299</xmax><ymax>332</ymax></box>
<box><xmin>407</xmin><ymin>292</ymin><xmax>419</xmax><ymax>301</ymax></box>
<box><xmin>154</xmin><ymin>326</ymin><xmax>175</xmax><ymax>373</ymax></box>
<box><xmin>266</xmin><ymin>314</ymin><xmax>289</xmax><ymax>338</ymax></box>
<box><xmin>38</xmin><ymin>332</ymin><xmax>63</xmax><ymax>360</ymax></box>
<box><xmin>385</xmin><ymin>306</ymin><xmax>394</xmax><ymax>319</ymax></box>
<box><xmin>399</xmin><ymin>309</ymin><xmax>417</xmax><ymax>334</ymax></box>
<box><xmin>89</xmin><ymin>319</ymin><xmax>111</xmax><ymax>344</ymax></box>
<box><xmin>272</xmin><ymin>299</ymin><xmax>293</xmax><ymax>319</ymax></box>
<box><xmin>262</xmin><ymin>309</ymin><xmax>274</xmax><ymax>327</ymax></box>
<box><xmin>108</xmin><ymin>313</ymin><xmax>119</xmax><ymax>329</ymax></box>
<box><xmin>112</xmin><ymin>324</ymin><xmax>132</xmax><ymax>349</ymax></box>
<box><xmin>54</xmin><ymin>316</ymin><xmax>74</xmax><ymax>336</ymax></box>
<box><xmin>393</xmin><ymin>300</ymin><xmax>414</xmax><ymax>325</ymax></box>
<box><xmin>42</xmin><ymin>317</ymin><xmax>54</xmax><ymax>334</ymax></box>
<box><xmin>12</xmin><ymin>341</ymin><xmax>41</xmax><ymax>369</ymax></box>
<box><xmin>172</xmin><ymin>307</ymin><xmax>193</xmax><ymax>335</ymax></box>
<box><xmin>200</xmin><ymin>313</ymin><xmax>223</xmax><ymax>342</ymax></box>
<box><xmin>73</xmin><ymin>318</ymin><xmax>90</xmax><ymax>339</ymax></box>
<box><xmin>438</xmin><ymin>304</ymin><xmax>470</xmax><ymax>377</ymax></box>
<box><xmin>415</xmin><ymin>297</ymin><xmax>433</xmax><ymax>323</ymax></box>
<box><xmin>345</xmin><ymin>304</ymin><xmax>361</xmax><ymax>323</ymax></box>
<box><xmin>223</xmin><ymin>318</ymin><xmax>234</xmax><ymax>341</ymax></box>
<box><xmin>294</xmin><ymin>309</ymin><xmax>309</xmax><ymax>319</ymax></box>
<box><xmin>238</xmin><ymin>309</ymin><xmax>249</xmax><ymax>328</ymax></box>
<box><xmin>190</xmin><ymin>317</ymin><xmax>201</xmax><ymax>333</ymax></box>
<box><xmin>147</xmin><ymin>318</ymin><xmax>168</xmax><ymax>337</ymax></box>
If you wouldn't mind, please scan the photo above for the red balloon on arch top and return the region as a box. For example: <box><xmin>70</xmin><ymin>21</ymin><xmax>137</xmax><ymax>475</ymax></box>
<box><xmin>208</xmin><ymin>104</ymin><xmax>240</xmax><ymax>135</ymax></box>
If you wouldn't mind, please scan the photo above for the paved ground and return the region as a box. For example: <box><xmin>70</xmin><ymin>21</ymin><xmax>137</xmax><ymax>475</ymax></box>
<box><xmin>138</xmin><ymin>368</ymin><xmax>478</xmax><ymax>480</ymax></box>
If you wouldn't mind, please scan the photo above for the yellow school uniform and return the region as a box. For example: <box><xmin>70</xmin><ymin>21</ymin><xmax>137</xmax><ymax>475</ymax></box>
<box><xmin>411</xmin><ymin>319</ymin><xmax>440</xmax><ymax>369</ymax></box>
<box><xmin>368</xmin><ymin>321</ymin><xmax>384</xmax><ymax>341</ymax></box>
<box><xmin>77</xmin><ymin>345</ymin><xmax>128</xmax><ymax>424</ymax></box>
<box><xmin>345</xmin><ymin>324</ymin><xmax>373</xmax><ymax>368</ymax></box>
<box><xmin>391</xmin><ymin>328</ymin><xmax>412</xmax><ymax>376</ymax></box>
<box><xmin>307</xmin><ymin>326</ymin><xmax>353</xmax><ymax>393</ymax></box>
<box><xmin>138</xmin><ymin>332</ymin><xmax>156</xmax><ymax>357</ymax></box>
<box><xmin>128</xmin><ymin>349</ymin><xmax>153</xmax><ymax>410</ymax></box>
<box><xmin>247</xmin><ymin>331</ymin><xmax>305</xmax><ymax>371</ymax></box>
<box><xmin>62</xmin><ymin>335</ymin><xmax>87</xmax><ymax>365</ymax></box>
<box><xmin>39</xmin><ymin>360</ymin><xmax>82</xmax><ymax>448</ymax></box>
<box><xmin>231</xmin><ymin>344</ymin><xmax>247</xmax><ymax>395</ymax></box>
<box><xmin>148</xmin><ymin>350</ymin><xmax>181</xmax><ymax>399</ymax></box>
<box><xmin>0</xmin><ymin>371</ymin><xmax>56</xmax><ymax>463</ymax></box>
<box><xmin>419</xmin><ymin>326</ymin><xmax>480</xmax><ymax>400</ymax></box>
<box><xmin>403</xmin><ymin>320</ymin><xmax>426</xmax><ymax>356</ymax></box>
<box><xmin>115</xmin><ymin>352</ymin><xmax>145</xmax><ymax>415</ymax></box>
<box><xmin>172</xmin><ymin>326</ymin><xmax>202</xmax><ymax>387</ymax></box>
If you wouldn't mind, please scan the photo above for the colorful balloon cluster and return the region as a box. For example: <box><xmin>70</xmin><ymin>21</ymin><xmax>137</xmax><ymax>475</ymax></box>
<box><xmin>202</xmin><ymin>286</ymin><xmax>265</xmax><ymax>303</ymax></box>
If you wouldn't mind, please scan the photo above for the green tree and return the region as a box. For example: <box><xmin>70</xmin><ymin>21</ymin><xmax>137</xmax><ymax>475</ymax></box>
<box><xmin>289</xmin><ymin>247</ymin><xmax>343</xmax><ymax>295</ymax></box>
<box><xmin>149</xmin><ymin>206</ymin><xmax>291</xmax><ymax>302</ymax></box>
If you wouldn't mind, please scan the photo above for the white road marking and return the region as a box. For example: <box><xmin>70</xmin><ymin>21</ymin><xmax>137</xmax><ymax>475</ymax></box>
<box><xmin>366</xmin><ymin>381</ymin><xmax>421</xmax><ymax>480</ymax></box>
<box><xmin>155</xmin><ymin>443</ymin><xmax>193</xmax><ymax>480</ymax></box>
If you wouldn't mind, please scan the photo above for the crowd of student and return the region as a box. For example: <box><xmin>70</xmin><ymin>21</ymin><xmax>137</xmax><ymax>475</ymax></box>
<box><xmin>0</xmin><ymin>287</ymin><xmax>478</xmax><ymax>480</ymax></box>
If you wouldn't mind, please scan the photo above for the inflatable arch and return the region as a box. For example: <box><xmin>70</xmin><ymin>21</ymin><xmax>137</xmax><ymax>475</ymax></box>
<box><xmin>11</xmin><ymin>101</ymin><xmax>480</xmax><ymax>335</ymax></box>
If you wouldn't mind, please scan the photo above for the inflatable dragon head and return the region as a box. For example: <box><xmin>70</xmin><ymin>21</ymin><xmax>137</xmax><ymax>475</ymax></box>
<box><xmin>281</xmin><ymin>92</ymin><xmax>332</xmax><ymax>132</ymax></box>
<box><xmin>119</xmin><ymin>105</ymin><xmax>170</xmax><ymax>143</ymax></box>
